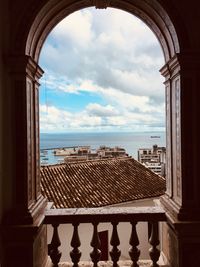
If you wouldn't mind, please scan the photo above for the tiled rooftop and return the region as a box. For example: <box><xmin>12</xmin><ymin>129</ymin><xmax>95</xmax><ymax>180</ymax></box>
<box><xmin>41</xmin><ymin>157</ymin><xmax>166</xmax><ymax>209</ymax></box>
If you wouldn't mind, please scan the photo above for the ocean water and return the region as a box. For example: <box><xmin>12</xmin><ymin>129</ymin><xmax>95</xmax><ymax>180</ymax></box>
<box><xmin>40</xmin><ymin>131</ymin><xmax>166</xmax><ymax>164</ymax></box>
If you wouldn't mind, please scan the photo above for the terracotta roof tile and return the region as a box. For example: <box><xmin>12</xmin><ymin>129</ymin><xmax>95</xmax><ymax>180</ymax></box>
<box><xmin>40</xmin><ymin>157</ymin><xmax>166</xmax><ymax>208</ymax></box>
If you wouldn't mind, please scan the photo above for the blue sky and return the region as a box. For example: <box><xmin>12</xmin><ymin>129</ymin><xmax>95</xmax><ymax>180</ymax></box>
<box><xmin>39</xmin><ymin>7</ymin><xmax>165</xmax><ymax>133</ymax></box>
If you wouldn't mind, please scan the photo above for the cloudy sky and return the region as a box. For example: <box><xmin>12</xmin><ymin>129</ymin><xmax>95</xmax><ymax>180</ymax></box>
<box><xmin>39</xmin><ymin>7</ymin><xmax>165</xmax><ymax>133</ymax></box>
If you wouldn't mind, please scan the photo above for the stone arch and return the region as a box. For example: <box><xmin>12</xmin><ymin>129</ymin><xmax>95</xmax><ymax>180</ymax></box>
<box><xmin>24</xmin><ymin>0</ymin><xmax>181</xmax><ymax>63</ymax></box>
<box><xmin>8</xmin><ymin>0</ymin><xmax>192</xmax><ymax>225</ymax></box>
<box><xmin>22</xmin><ymin>0</ymin><xmax>184</xmax><ymax>219</ymax></box>
<box><xmin>4</xmin><ymin>2</ymin><xmax>200</xmax><ymax>267</ymax></box>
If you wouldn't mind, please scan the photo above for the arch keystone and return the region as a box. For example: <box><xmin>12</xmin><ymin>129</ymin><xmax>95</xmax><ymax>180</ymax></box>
<box><xmin>93</xmin><ymin>0</ymin><xmax>110</xmax><ymax>9</ymax></box>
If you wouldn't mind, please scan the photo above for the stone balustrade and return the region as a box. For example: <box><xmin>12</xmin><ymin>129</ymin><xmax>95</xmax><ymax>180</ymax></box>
<box><xmin>44</xmin><ymin>206</ymin><xmax>166</xmax><ymax>267</ymax></box>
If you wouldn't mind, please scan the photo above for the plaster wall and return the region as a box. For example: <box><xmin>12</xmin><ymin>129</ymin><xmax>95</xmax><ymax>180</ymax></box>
<box><xmin>47</xmin><ymin>198</ymin><xmax>155</xmax><ymax>262</ymax></box>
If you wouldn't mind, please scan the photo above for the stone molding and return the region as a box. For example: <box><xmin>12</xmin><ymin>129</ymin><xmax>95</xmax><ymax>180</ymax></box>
<box><xmin>3</xmin><ymin>55</ymin><xmax>47</xmax><ymax>225</ymax></box>
<box><xmin>21</xmin><ymin>0</ymin><xmax>180</xmax><ymax>62</ymax></box>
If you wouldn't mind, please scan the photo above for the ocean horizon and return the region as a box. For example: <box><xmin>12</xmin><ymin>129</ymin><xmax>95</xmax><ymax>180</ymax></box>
<box><xmin>40</xmin><ymin>131</ymin><xmax>166</xmax><ymax>164</ymax></box>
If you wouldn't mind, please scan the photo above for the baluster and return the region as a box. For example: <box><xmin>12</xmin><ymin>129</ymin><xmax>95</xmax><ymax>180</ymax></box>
<box><xmin>90</xmin><ymin>222</ymin><xmax>101</xmax><ymax>267</ymax></box>
<box><xmin>149</xmin><ymin>222</ymin><xmax>160</xmax><ymax>267</ymax></box>
<box><xmin>129</xmin><ymin>222</ymin><xmax>140</xmax><ymax>267</ymax></box>
<box><xmin>48</xmin><ymin>223</ymin><xmax>62</xmax><ymax>266</ymax></box>
<box><xmin>110</xmin><ymin>222</ymin><xmax>121</xmax><ymax>267</ymax></box>
<box><xmin>70</xmin><ymin>222</ymin><xmax>82</xmax><ymax>267</ymax></box>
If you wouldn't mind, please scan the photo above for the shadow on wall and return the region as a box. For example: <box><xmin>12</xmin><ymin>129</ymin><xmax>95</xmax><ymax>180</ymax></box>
<box><xmin>47</xmin><ymin>221</ymin><xmax>150</xmax><ymax>262</ymax></box>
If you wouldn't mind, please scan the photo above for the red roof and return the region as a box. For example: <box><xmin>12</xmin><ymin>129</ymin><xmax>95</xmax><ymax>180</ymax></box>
<box><xmin>40</xmin><ymin>157</ymin><xmax>166</xmax><ymax>208</ymax></box>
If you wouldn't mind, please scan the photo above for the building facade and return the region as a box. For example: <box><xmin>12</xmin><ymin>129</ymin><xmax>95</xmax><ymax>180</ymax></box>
<box><xmin>138</xmin><ymin>145</ymin><xmax>166</xmax><ymax>176</ymax></box>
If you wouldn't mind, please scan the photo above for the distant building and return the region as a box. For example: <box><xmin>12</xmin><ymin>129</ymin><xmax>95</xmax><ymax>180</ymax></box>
<box><xmin>97</xmin><ymin>145</ymin><xmax>127</xmax><ymax>158</ymax></box>
<box><xmin>40</xmin><ymin>146</ymin><xmax>128</xmax><ymax>165</ymax></box>
<box><xmin>61</xmin><ymin>145</ymin><xmax>128</xmax><ymax>163</ymax></box>
<box><xmin>138</xmin><ymin>144</ymin><xmax>166</xmax><ymax>177</ymax></box>
<box><xmin>54</xmin><ymin>146</ymin><xmax>90</xmax><ymax>156</ymax></box>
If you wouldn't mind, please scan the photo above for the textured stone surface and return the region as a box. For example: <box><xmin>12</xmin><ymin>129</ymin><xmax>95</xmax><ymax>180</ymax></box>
<box><xmin>55</xmin><ymin>260</ymin><xmax>167</xmax><ymax>267</ymax></box>
<box><xmin>44</xmin><ymin>206</ymin><xmax>166</xmax><ymax>224</ymax></box>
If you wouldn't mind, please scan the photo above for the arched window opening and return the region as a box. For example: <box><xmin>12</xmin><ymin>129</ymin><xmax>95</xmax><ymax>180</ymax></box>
<box><xmin>39</xmin><ymin>15</ymin><xmax>167</xmax><ymax>261</ymax></box>
<box><xmin>39</xmin><ymin>7</ymin><xmax>166</xmax><ymax>177</ymax></box>
<box><xmin>5</xmin><ymin>1</ymin><xmax>196</xmax><ymax>266</ymax></box>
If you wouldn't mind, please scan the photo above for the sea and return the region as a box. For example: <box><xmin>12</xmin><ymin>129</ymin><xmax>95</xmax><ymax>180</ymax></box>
<box><xmin>40</xmin><ymin>131</ymin><xmax>166</xmax><ymax>165</ymax></box>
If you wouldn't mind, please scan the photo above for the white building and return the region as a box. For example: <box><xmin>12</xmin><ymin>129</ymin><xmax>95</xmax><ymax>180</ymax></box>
<box><xmin>138</xmin><ymin>145</ymin><xmax>166</xmax><ymax>177</ymax></box>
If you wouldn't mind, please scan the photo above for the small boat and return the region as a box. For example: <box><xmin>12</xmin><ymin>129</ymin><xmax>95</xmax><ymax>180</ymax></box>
<box><xmin>150</xmin><ymin>136</ymin><xmax>160</xmax><ymax>138</ymax></box>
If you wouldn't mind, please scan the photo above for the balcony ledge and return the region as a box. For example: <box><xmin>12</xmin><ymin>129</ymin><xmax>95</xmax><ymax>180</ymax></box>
<box><xmin>47</xmin><ymin>260</ymin><xmax>169</xmax><ymax>267</ymax></box>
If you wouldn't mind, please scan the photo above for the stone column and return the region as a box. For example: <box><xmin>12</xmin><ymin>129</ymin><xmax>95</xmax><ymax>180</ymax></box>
<box><xmin>2</xmin><ymin>55</ymin><xmax>48</xmax><ymax>267</ymax></box>
<box><xmin>160</xmin><ymin>53</ymin><xmax>200</xmax><ymax>220</ymax></box>
<box><xmin>160</xmin><ymin>53</ymin><xmax>200</xmax><ymax>267</ymax></box>
<box><xmin>5</xmin><ymin>55</ymin><xmax>47</xmax><ymax>224</ymax></box>
<box><xmin>160</xmin><ymin>55</ymin><xmax>182</xmax><ymax>219</ymax></box>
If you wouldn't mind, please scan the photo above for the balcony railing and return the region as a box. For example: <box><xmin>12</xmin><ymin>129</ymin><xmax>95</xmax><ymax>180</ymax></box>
<box><xmin>44</xmin><ymin>206</ymin><xmax>166</xmax><ymax>267</ymax></box>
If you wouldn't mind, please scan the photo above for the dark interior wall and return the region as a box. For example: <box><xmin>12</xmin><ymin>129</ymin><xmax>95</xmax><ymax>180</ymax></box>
<box><xmin>0</xmin><ymin>3</ymin><xmax>4</xmax><ymax>265</ymax></box>
<box><xmin>175</xmin><ymin>1</ymin><xmax>200</xmax><ymax>49</ymax></box>
<box><xmin>0</xmin><ymin>2</ymin><xmax>10</xmax><ymax>265</ymax></box>
<box><xmin>0</xmin><ymin>0</ymin><xmax>10</xmax><ymax>224</ymax></box>
<box><xmin>0</xmin><ymin>0</ymin><xmax>4</xmax><ymax>225</ymax></box>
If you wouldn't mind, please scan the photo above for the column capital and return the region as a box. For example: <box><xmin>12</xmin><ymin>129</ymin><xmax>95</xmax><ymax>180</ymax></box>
<box><xmin>160</xmin><ymin>52</ymin><xmax>200</xmax><ymax>81</ymax></box>
<box><xmin>160</xmin><ymin>54</ymin><xmax>180</xmax><ymax>80</ymax></box>
<box><xmin>6</xmin><ymin>55</ymin><xmax>44</xmax><ymax>80</ymax></box>
<box><xmin>160</xmin><ymin>52</ymin><xmax>200</xmax><ymax>79</ymax></box>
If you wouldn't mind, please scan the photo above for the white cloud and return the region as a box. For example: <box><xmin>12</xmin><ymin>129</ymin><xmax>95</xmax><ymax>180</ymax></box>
<box><xmin>39</xmin><ymin>104</ymin><xmax>102</xmax><ymax>131</ymax></box>
<box><xmin>78</xmin><ymin>79</ymin><xmax>164</xmax><ymax>114</ymax></box>
<box><xmin>51</xmin><ymin>10</ymin><xmax>93</xmax><ymax>47</ymax></box>
<box><xmin>40</xmin><ymin>99</ymin><xmax>165</xmax><ymax>133</ymax></box>
<box><xmin>40</xmin><ymin>8</ymin><xmax>164</xmax><ymax>96</ymax></box>
<box><xmin>39</xmin><ymin>7</ymin><xmax>165</xmax><ymax>133</ymax></box>
<box><xmin>86</xmin><ymin>103</ymin><xmax>119</xmax><ymax>117</ymax></box>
